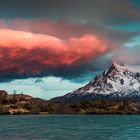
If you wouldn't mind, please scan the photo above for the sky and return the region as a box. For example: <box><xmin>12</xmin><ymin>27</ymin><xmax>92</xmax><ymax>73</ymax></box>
<box><xmin>0</xmin><ymin>0</ymin><xmax>140</xmax><ymax>99</ymax></box>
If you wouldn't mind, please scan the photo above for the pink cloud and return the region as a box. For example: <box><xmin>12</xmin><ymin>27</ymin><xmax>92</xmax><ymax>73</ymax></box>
<box><xmin>0</xmin><ymin>29</ymin><xmax>111</xmax><ymax>66</ymax></box>
<box><xmin>0</xmin><ymin>28</ymin><xmax>117</xmax><ymax>79</ymax></box>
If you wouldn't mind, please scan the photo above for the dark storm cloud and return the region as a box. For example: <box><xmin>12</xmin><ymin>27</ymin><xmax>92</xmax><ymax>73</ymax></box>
<box><xmin>0</xmin><ymin>0</ymin><xmax>140</xmax><ymax>25</ymax></box>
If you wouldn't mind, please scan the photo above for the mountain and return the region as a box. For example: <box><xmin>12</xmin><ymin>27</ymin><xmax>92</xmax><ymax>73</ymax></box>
<box><xmin>52</xmin><ymin>63</ymin><xmax>140</xmax><ymax>102</ymax></box>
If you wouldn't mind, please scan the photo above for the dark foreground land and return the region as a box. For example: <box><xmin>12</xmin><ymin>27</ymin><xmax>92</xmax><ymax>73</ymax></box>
<box><xmin>0</xmin><ymin>90</ymin><xmax>140</xmax><ymax>115</ymax></box>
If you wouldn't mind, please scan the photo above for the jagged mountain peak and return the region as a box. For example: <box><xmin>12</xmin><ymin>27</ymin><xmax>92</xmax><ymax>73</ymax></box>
<box><xmin>104</xmin><ymin>62</ymin><xmax>128</xmax><ymax>75</ymax></box>
<box><xmin>110</xmin><ymin>62</ymin><xmax>127</xmax><ymax>71</ymax></box>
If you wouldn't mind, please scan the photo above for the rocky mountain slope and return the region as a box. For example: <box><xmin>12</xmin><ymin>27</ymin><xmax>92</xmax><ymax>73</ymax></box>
<box><xmin>53</xmin><ymin>63</ymin><xmax>140</xmax><ymax>102</ymax></box>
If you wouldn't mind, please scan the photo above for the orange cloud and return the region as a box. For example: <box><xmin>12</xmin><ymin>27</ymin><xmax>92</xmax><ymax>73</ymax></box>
<box><xmin>0</xmin><ymin>29</ymin><xmax>110</xmax><ymax>65</ymax></box>
<box><xmin>0</xmin><ymin>29</ymin><xmax>117</xmax><ymax>81</ymax></box>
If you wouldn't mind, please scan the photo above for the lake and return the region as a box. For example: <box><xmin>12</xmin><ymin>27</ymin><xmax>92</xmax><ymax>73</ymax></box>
<box><xmin>0</xmin><ymin>115</ymin><xmax>140</xmax><ymax>140</ymax></box>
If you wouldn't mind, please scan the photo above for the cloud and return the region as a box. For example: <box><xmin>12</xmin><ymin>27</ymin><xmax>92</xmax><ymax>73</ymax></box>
<box><xmin>0</xmin><ymin>18</ymin><xmax>137</xmax><ymax>45</ymax></box>
<box><xmin>114</xmin><ymin>46</ymin><xmax>140</xmax><ymax>65</ymax></box>
<box><xmin>92</xmin><ymin>0</ymin><xmax>140</xmax><ymax>24</ymax></box>
<box><xmin>0</xmin><ymin>17</ymin><xmax>137</xmax><ymax>82</ymax></box>
<box><xmin>0</xmin><ymin>29</ymin><xmax>117</xmax><ymax>82</ymax></box>
<box><xmin>0</xmin><ymin>0</ymin><xmax>140</xmax><ymax>25</ymax></box>
<box><xmin>34</xmin><ymin>78</ymin><xmax>44</xmax><ymax>84</ymax></box>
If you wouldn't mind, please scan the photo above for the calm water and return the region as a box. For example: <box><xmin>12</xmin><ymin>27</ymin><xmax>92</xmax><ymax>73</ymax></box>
<box><xmin>0</xmin><ymin>115</ymin><xmax>140</xmax><ymax>140</ymax></box>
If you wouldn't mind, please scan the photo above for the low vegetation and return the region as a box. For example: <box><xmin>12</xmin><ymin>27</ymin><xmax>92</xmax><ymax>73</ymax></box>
<box><xmin>0</xmin><ymin>90</ymin><xmax>140</xmax><ymax>115</ymax></box>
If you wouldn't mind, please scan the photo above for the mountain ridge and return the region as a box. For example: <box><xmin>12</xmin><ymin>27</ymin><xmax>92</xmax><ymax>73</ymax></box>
<box><xmin>52</xmin><ymin>62</ymin><xmax>140</xmax><ymax>102</ymax></box>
